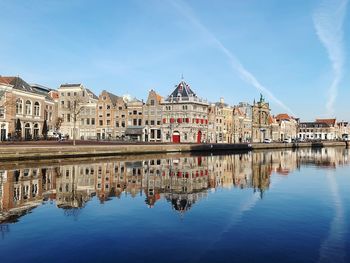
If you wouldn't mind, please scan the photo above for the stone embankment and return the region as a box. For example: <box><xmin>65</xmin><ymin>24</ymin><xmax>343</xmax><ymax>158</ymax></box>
<box><xmin>0</xmin><ymin>141</ymin><xmax>347</xmax><ymax>161</ymax></box>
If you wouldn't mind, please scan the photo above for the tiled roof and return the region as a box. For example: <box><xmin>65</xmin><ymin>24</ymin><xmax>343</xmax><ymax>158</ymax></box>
<box><xmin>155</xmin><ymin>93</ymin><xmax>163</xmax><ymax>103</ymax></box>
<box><xmin>268</xmin><ymin>115</ymin><xmax>276</xmax><ymax>124</ymax></box>
<box><xmin>60</xmin><ymin>83</ymin><xmax>82</xmax><ymax>88</ymax></box>
<box><xmin>168</xmin><ymin>80</ymin><xmax>196</xmax><ymax>99</ymax></box>
<box><xmin>316</xmin><ymin>118</ymin><xmax>336</xmax><ymax>126</ymax></box>
<box><xmin>0</xmin><ymin>76</ymin><xmax>52</xmax><ymax>100</ymax></box>
<box><xmin>275</xmin><ymin>113</ymin><xmax>291</xmax><ymax>121</ymax></box>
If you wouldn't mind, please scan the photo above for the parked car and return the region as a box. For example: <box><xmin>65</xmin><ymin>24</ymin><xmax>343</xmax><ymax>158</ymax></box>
<box><xmin>283</xmin><ymin>138</ymin><xmax>291</xmax><ymax>143</ymax></box>
<box><xmin>263</xmin><ymin>138</ymin><xmax>272</xmax><ymax>143</ymax></box>
<box><xmin>47</xmin><ymin>131</ymin><xmax>64</xmax><ymax>140</ymax></box>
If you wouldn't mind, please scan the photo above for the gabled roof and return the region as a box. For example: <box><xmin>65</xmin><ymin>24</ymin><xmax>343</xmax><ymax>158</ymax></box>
<box><xmin>105</xmin><ymin>91</ymin><xmax>123</xmax><ymax>106</ymax></box>
<box><xmin>86</xmin><ymin>88</ymin><xmax>98</xmax><ymax>100</ymax></box>
<box><xmin>168</xmin><ymin>80</ymin><xmax>196</xmax><ymax>100</ymax></box>
<box><xmin>316</xmin><ymin>118</ymin><xmax>336</xmax><ymax>126</ymax></box>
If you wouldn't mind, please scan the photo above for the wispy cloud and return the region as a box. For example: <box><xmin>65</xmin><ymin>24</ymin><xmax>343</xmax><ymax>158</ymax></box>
<box><xmin>313</xmin><ymin>0</ymin><xmax>348</xmax><ymax>116</ymax></box>
<box><xmin>168</xmin><ymin>0</ymin><xmax>295</xmax><ymax>115</ymax></box>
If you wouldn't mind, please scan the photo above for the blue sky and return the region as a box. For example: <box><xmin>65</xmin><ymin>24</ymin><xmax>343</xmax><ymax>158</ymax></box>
<box><xmin>0</xmin><ymin>0</ymin><xmax>349</xmax><ymax>120</ymax></box>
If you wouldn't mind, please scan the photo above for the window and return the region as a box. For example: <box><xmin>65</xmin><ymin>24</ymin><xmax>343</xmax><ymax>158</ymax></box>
<box><xmin>106</xmin><ymin>105</ymin><xmax>111</xmax><ymax>110</ymax></box>
<box><xmin>91</xmin><ymin>118</ymin><xmax>95</xmax><ymax>125</ymax></box>
<box><xmin>150</xmin><ymin>100</ymin><xmax>155</xmax><ymax>106</ymax></box>
<box><xmin>61</xmin><ymin>92</ymin><xmax>65</xmax><ymax>96</ymax></box>
<box><xmin>25</xmin><ymin>100</ymin><xmax>32</xmax><ymax>115</ymax></box>
<box><xmin>106</xmin><ymin>113</ymin><xmax>110</xmax><ymax>117</ymax></box>
<box><xmin>16</xmin><ymin>99</ymin><xmax>23</xmax><ymax>114</ymax></box>
<box><xmin>107</xmin><ymin>120</ymin><xmax>111</xmax><ymax>125</ymax></box>
<box><xmin>99</xmin><ymin>120</ymin><xmax>103</xmax><ymax>126</ymax></box>
<box><xmin>133</xmin><ymin>110</ymin><xmax>137</xmax><ymax>115</ymax></box>
<box><xmin>133</xmin><ymin>119</ymin><xmax>137</xmax><ymax>126</ymax></box>
<box><xmin>138</xmin><ymin>119</ymin><xmax>142</xmax><ymax>126</ymax></box>
<box><xmin>67</xmin><ymin>114</ymin><xmax>71</xmax><ymax>122</ymax></box>
<box><xmin>34</xmin><ymin>102</ymin><xmax>40</xmax><ymax>116</ymax></box>
<box><xmin>74</xmin><ymin>92</ymin><xmax>77</xmax><ymax>96</ymax></box>
<box><xmin>157</xmin><ymin>121</ymin><xmax>161</xmax><ymax>125</ymax></box>
<box><xmin>0</xmin><ymin>107</ymin><xmax>4</xmax><ymax>118</ymax></box>
<box><xmin>81</xmin><ymin>119</ymin><xmax>84</xmax><ymax>125</ymax></box>
<box><xmin>151</xmin><ymin>120</ymin><xmax>155</xmax><ymax>125</ymax></box>
<box><xmin>99</xmin><ymin>105</ymin><xmax>103</xmax><ymax>110</ymax></box>
<box><xmin>61</xmin><ymin>101</ymin><xmax>64</xmax><ymax>106</ymax></box>
<box><xmin>145</xmin><ymin>120</ymin><xmax>149</xmax><ymax>125</ymax></box>
<box><xmin>116</xmin><ymin>122</ymin><xmax>119</xmax><ymax>127</ymax></box>
<box><xmin>67</xmin><ymin>92</ymin><xmax>71</xmax><ymax>96</ymax></box>
<box><xmin>122</xmin><ymin>121</ymin><xmax>125</xmax><ymax>127</ymax></box>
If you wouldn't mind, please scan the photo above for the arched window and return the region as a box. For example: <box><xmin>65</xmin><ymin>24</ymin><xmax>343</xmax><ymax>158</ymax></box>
<box><xmin>34</xmin><ymin>102</ymin><xmax>40</xmax><ymax>116</ymax></box>
<box><xmin>25</xmin><ymin>100</ymin><xmax>32</xmax><ymax>115</ymax></box>
<box><xmin>16</xmin><ymin>99</ymin><xmax>23</xmax><ymax>114</ymax></box>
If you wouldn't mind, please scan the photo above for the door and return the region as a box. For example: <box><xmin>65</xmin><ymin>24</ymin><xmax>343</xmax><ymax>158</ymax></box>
<box><xmin>0</xmin><ymin>129</ymin><xmax>6</xmax><ymax>141</ymax></box>
<box><xmin>172</xmin><ymin>131</ymin><xmax>180</xmax><ymax>143</ymax></box>
<box><xmin>197</xmin><ymin>130</ymin><xmax>202</xmax><ymax>143</ymax></box>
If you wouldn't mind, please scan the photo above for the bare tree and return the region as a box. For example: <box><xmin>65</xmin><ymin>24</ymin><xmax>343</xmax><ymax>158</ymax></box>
<box><xmin>63</xmin><ymin>97</ymin><xmax>86</xmax><ymax>146</ymax></box>
<box><xmin>54</xmin><ymin>116</ymin><xmax>63</xmax><ymax>132</ymax></box>
<box><xmin>0</xmin><ymin>90</ymin><xmax>14</xmax><ymax>140</ymax></box>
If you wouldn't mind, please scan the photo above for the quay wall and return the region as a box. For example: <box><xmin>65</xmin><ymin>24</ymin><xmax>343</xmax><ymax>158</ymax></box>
<box><xmin>0</xmin><ymin>141</ymin><xmax>347</xmax><ymax>161</ymax></box>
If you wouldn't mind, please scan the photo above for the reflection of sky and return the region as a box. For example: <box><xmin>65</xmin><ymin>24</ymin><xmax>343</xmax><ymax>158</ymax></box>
<box><xmin>0</xmin><ymin>152</ymin><xmax>350</xmax><ymax>263</ymax></box>
<box><xmin>319</xmin><ymin>172</ymin><xmax>346</xmax><ymax>263</ymax></box>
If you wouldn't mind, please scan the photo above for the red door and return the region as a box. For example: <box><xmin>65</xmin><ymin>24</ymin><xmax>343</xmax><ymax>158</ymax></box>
<box><xmin>172</xmin><ymin>131</ymin><xmax>180</xmax><ymax>143</ymax></box>
<box><xmin>197</xmin><ymin>130</ymin><xmax>202</xmax><ymax>143</ymax></box>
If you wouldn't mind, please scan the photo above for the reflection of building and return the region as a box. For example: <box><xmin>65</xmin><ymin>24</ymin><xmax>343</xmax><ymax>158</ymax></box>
<box><xmin>2</xmin><ymin>148</ymin><xmax>350</xmax><ymax>222</ymax></box>
<box><xmin>0</xmin><ymin>167</ymin><xmax>57</xmax><ymax>222</ymax></box>
<box><xmin>162</xmin><ymin>80</ymin><xmax>209</xmax><ymax>143</ymax></box>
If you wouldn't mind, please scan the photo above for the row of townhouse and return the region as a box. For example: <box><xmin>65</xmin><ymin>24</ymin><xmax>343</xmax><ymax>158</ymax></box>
<box><xmin>2</xmin><ymin>75</ymin><xmax>349</xmax><ymax>143</ymax></box>
<box><xmin>57</xmin><ymin>79</ymin><xmax>256</xmax><ymax>143</ymax></box>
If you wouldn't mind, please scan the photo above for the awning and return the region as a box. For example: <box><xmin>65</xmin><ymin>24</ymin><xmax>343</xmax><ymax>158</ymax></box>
<box><xmin>125</xmin><ymin>127</ymin><xmax>144</xmax><ymax>135</ymax></box>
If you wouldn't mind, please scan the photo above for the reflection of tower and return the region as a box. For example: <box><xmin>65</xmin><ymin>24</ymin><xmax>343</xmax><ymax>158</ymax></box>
<box><xmin>0</xmin><ymin>224</ymin><xmax>9</xmax><ymax>239</ymax></box>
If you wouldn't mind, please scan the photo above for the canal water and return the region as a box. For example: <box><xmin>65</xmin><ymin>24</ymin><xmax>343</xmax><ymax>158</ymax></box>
<box><xmin>0</xmin><ymin>148</ymin><xmax>349</xmax><ymax>263</ymax></box>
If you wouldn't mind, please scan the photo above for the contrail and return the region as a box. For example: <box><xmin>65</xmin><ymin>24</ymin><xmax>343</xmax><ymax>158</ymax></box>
<box><xmin>168</xmin><ymin>0</ymin><xmax>295</xmax><ymax>115</ymax></box>
<box><xmin>313</xmin><ymin>0</ymin><xmax>348</xmax><ymax>116</ymax></box>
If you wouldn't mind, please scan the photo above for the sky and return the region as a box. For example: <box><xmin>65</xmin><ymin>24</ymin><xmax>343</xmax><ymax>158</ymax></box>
<box><xmin>0</xmin><ymin>0</ymin><xmax>349</xmax><ymax>121</ymax></box>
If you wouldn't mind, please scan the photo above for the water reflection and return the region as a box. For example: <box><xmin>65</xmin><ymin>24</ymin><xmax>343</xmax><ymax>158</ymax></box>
<box><xmin>0</xmin><ymin>147</ymin><xmax>348</xmax><ymax>224</ymax></box>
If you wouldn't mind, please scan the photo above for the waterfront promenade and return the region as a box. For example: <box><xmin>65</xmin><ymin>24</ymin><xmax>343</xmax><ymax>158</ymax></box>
<box><xmin>0</xmin><ymin>140</ymin><xmax>347</xmax><ymax>161</ymax></box>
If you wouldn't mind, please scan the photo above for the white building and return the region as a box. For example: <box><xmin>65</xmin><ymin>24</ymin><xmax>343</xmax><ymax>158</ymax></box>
<box><xmin>161</xmin><ymin>80</ymin><xmax>209</xmax><ymax>143</ymax></box>
<box><xmin>58</xmin><ymin>84</ymin><xmax>98</xmax><ymax>139</ymax></box>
